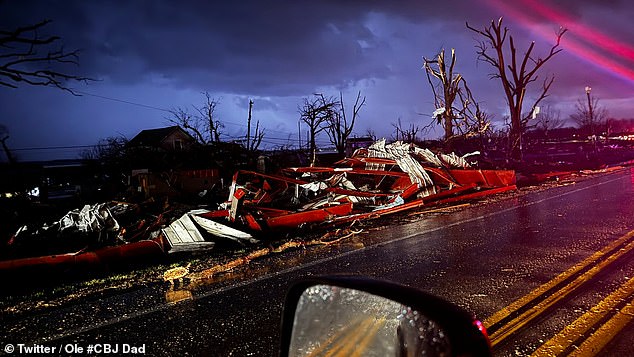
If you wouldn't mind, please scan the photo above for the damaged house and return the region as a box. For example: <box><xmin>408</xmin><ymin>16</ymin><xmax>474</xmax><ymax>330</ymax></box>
<box><xmin>126</xmin><ymin>126</ymin><xmax>220</xmax><ymax>199</ymax></box>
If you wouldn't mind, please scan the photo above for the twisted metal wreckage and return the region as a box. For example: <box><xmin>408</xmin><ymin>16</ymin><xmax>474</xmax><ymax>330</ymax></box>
<box><xmin>193</xmin><ymin>140</ymin><xmax>516</xmax><ymax>242</ymax></box>
<box><xmin>1</xmin><ymin>140</ymin><xmax>516</xmax><ymax>275</ymax></box>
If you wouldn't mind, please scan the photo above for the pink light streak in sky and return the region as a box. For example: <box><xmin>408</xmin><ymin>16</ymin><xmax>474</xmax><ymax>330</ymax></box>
<box><xmin>483</xmin><ymin>0</ymin><xmax>634</xmax><ymax>85</ymax></box>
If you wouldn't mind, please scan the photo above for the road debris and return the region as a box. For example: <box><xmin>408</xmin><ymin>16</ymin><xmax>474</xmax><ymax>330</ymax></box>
<box><xmin>1</xmin><ymin>140</ymin><xmax>517</xmax><ymax>280</ymax></box>
<box><xmin>167</xmin><ymin>226</ymin><xmax>365</xmax><ymax>292</ymax></box>
<box><xmin>163</xmin><ymin>263</ymin><xmax>191</xmax><ymax>286</ymax></box>
<box><xmin>207</xmin><ymin>140</ymin><xmax>516</xmax><ymax>236</ymax></box>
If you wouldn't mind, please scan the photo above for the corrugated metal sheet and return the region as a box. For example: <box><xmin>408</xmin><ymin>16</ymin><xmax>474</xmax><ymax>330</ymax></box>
<box><xmin>162</xmin><ymin>214</ymin><xmax>214</xmax><ymax>253</ymax></box>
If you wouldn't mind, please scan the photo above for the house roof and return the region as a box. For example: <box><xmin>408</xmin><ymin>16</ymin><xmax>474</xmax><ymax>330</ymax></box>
<box><xmin>128</xmin><ymin>126</ymin><xmax>193</xmax><ymax>147</ymax></box>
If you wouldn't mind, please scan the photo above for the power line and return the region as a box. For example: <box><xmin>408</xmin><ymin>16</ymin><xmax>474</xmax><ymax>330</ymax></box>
<box><xmin>74</xmin><ymin>90</ymin><xmax>172</xmax><ymax>113</ymax></box>
<box><xmin>57</xmin><ymin>89</ymin><xmax>358</xmax><ymax>149</ymax></box>
<box><xmin>10</xmin><ymin>132</ymin><xmax>335</xmax><ymax>152</ymax></box>
<box><xmin>75</xmin><ymin>89</ymin><xmax>303</xmax><ymax>137</ymax></box>
<box><xmin>12</xmin><ymin>144</ymin><xmax>97</xmax><ymax>151</ymax></box>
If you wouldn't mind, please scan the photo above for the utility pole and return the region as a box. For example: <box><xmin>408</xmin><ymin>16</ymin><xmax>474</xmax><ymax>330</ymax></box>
<box><xmin>247</xmin><ymin>99</ymin><xmax>253</xmax><ymax>150</ymax></box>
<box><xmin>585</xmin><ymin>86</ymin><xmax>595</xmax><ymax>153</ymax></box>
<box><xmin>585</xmin><ymin>86</ymin><xmax>594</xmax><ymax>136</ymax></box>
<box><xmin>297</xmin><ymin>120</ymin><xmax>302</xmax><ymax>150</ymax></box>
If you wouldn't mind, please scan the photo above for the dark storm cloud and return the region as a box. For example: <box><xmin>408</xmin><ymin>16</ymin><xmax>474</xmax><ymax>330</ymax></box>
<box><xmin>0</xmin><ymin>0</ymin><xmax>500</xmax><ymax>96</ymax></box>
<box><xmin>3</xmin><ymin>0</ymin><xmax>631</xmax><ymax>93</ymax></box>
<box><xmin>2</xmin><ymin>1</ymin><xmax>377</xmax><ymax>94</ymax></box>
<box><xmin>0</xmin><ymin>0</ymin><xmax>632</xmax><ymax>161</ymax></box>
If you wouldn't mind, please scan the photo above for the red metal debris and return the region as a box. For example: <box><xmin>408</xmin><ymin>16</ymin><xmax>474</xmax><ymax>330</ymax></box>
<box><xmin>208</xmin><ymin>140</ymin><xmax>516</xmax><ymax>236</ymax></box>
<box><xmin>0</xmin><ymin>141</ymin><xmax>517</xmax><ymax>279</ymax></box>
<box><xmin>0</xmin><ymin>236</ymin><xmax>166</xmax><ymax>275</ymax></box>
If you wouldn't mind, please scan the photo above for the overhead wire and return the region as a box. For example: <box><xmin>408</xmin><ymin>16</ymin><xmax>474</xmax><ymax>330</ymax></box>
<box><xmin>11</xmin><ymin>90</ymin><xmax>343</xmax><ymax>154</ymax></box>
<box><xmin>74</xmin><ymin>89</ymin><xmax>305</xmax><ymax>139</ymax></box>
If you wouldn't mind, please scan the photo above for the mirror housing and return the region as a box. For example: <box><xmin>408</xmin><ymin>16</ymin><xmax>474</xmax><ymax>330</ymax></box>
<box><xmin>280</xmin><ymin>276</ymin><xmax>491</xmax><ymax>357</ymax></box>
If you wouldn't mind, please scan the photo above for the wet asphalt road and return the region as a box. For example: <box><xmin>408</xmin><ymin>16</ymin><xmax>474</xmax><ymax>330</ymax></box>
<box><xmin>3</xmin><ymin>168</ymin><xmax>634</xmax><ymax>356</ymax></box>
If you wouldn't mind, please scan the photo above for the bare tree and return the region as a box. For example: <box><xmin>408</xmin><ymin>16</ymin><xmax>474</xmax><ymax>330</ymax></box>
<box><xmin>197</xmin><ymin>92</ymin><xmax>223</xmax><ymax>143</ymax></box>
<box><xmin>1</xmin><ymin>20</ymin><xmax>91</xmax><ymax>94</ymax></box>
<box><xmin>534</xmin><ymin>104</ymin><xmax>564</xmax><ymax>137</ymax></box>
<box><xmin>299</xmin><ymin>93</ymin><xmax>338</xmax><ymax>166</ymax></box>
<box><xmin>325</xmin><ymin>91</ymin><xmax>365</xmax><ymax>155</ymax></box>
<box><xmin>0</xmin><ymin>124</ymin><xmax>15</xmax><ymax>164</ymax></box>
<box><xmin>365</xmin><ymin>128</ymin><xmax>377</xmax><ymax>141</ymax></box>
<box><xmin>168</xmin><ymin>107</ymin><xmax>202</xmax><ymax>143</ymax></box>
<box><xmin>81</xmin><ymin>135</ymin><xmax>128</xmax><ymax>161</ymax></box>
<box><xmin>570</xmin><ymin>93</ymin><xmax>608</xmax><ymax>138</ymax></box>
<box><xmin>467</xmin><ymin>18</ymin><xmax>567</xmax><ymax>161</ymax></box>
<box><xmin>167</xmin><ymin>92</ymin><xmax>223</xmax><ymax>144</ymax></box>
<box><xmin>392</xmin><ymin>118</ymin><xmax>420</xmax><ymax>142</ymax></box>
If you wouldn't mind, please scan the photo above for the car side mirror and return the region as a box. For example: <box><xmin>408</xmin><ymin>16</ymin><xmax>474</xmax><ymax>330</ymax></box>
<box><xmin>280</xmin><ymin>276</ymin><xmax>491</xmax><ymax>357</ymax></box>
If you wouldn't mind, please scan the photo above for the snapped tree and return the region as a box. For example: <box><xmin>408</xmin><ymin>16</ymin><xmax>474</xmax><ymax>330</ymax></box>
<box><xmin>423</xmin><ymin>48</ymin><xmax>490</xmax><ymax>150</ymax></box>
<box><xmin>392</xmin><ymin>118</ymin><xmax>420</xmax><ymax>143</ymax></box>
<box><xmin>325</xmin><ymin>91</ymin><xmax>365</xmax><ymax>155</ymax></box>
<box><xmin>467</xmin><ymin>18</ymin><xmax>566</xmax><ymax>161</ymax></box>
<box><xmin>245</xmin><ymin>99</ymin><xmax>265</xmax><ymax>152</ymax></box>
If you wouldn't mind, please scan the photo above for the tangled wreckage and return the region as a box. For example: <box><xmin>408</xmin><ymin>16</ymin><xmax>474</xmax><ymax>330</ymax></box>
<box><xmin>213</xmin><ymin>140</ymin><xmax>516</xmax><ymax>240</ymax></box>
<box><xmin>1</xmin><ymin>140</ymin><xmax>516</xmax><ymax>276</ymax></box>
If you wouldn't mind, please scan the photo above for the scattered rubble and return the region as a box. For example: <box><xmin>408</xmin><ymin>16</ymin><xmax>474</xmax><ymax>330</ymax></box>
<box><xmin>1</xmin><ymin>140</ymin><xmax>518</xmax><ymax>282</ymax></box>
<box><xmin>212</xmin><ymin>140</ymin><xmax>516</xmax><ymax>236</ymax></box>
<box><xmin>165</xmin><ymin>226</ymin><xmax>365</xmax><ymax>299</ymax></box>
<box><xmin>163</xmin><ymin>263</ymin><xmax>191</xmax><ymax>285</ymax></box>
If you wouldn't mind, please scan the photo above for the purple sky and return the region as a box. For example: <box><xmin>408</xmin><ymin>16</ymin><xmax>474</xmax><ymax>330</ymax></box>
<box><xmin>1</xmin><ymin>0</ymin><xmax>632</xmax><ymax>161</ymax></box>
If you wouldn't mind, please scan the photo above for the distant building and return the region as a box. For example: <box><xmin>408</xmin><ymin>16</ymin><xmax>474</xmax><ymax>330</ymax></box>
<box><xmin>127</xmin><ymin>126</ymin><xmax>220</xmax><ymax>199</ymax></box>
<box><xmin>127</xmin><ymin>126</ymin><xmax>196</xmax><ymax>151</ymax></box>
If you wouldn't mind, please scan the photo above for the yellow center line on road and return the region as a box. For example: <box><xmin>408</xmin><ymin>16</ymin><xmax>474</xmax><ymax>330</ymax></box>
<box><xmin>569</xmin><ymin>299</ymin><xmax>634</xmax><ymax>357</ymax></box>
<box><xmin>329</xmin><ymin>316</ymin><xmax>382</xmax><ymax>357</ymax></box>
<box><xmin>307</xmin><ymin>316</ymin><xmax>366</xmax><ymax>357</ymax></box>
<box><xmin>532</xmin><ymin>276</ymin><xmax>634</xmax><ymax>356</ymax></box>
<box><xmin>485</xmin><ymin>229</ymin><xmax>634</xmax><ymax>347</ymax></box>
<box><xmin>349</xmin><ymin>318</ymin><xmax>386</xmax><ymax>357</ymax></box>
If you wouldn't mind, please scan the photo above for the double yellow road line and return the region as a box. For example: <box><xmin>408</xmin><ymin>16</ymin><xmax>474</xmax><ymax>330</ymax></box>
<box><xmin>484</xmin><ymin>229</ymin><xmax>634</xmax><ymax>355</ymax></box>
<box><xmin>306</xmin><ymin>316</ymin><xmax>387</xmax><ymax>357</ymax></box>
<box><xmin>534</xmin><ymin>276</ymin><xmax>634</xmax><ymax>356</ymax></box>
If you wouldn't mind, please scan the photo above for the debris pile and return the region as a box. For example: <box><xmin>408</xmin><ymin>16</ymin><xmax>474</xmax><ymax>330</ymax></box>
<box><xmin>212</xmin><ymin>140</ymin><xmax>516</xmax><ymax>238</ymax></box>
<box><xmin>0</xmin><ymin>140</ymin><xmax>516</xmax><ymax>279</ymax></box>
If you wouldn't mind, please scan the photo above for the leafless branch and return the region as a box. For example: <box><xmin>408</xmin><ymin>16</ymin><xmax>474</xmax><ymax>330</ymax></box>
<box><xmin>299</xmin><ymin>93</ymin><xmax>338</xmax><ymax>165</ymax></box>
<box><xmin>324</xmin><ymin>91</ymin><xmax>365</xmax><ymax>155</ymax></box>
<box><xmin>391</xmin><ymin>118</ymin><xmax>420</xmax><ymax>142</ymax></box>
<box><xmin>167</xmin><ymin>107</ymin><xmax>207</xmax><ymax>144</ymax></box>
<box><xmin>466</xmin><ymin>17</ymin><xmax>566</xmax><ymax>160</ymax></box>
<box><xmin>0</xmin><ymin>20</ymin><xmax>93</xmax><ymax>94</ymax></box>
